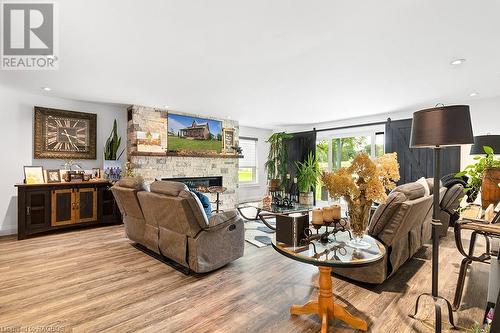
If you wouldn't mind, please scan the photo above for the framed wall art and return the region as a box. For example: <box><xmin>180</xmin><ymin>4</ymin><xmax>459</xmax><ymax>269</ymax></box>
<box><xmin>167</xmin><ymin>113</ymin><xmax>223</xmax><ymax>153</ymax></box>
<box><xmin>34</xmin><ymin>106</ymin><xmax>97</xmax><ymax>159</ymax></box>
<box><xmin>223</xmin><ymin>128</ymin><xmax>235</xmax><ymax>152</ymax></box>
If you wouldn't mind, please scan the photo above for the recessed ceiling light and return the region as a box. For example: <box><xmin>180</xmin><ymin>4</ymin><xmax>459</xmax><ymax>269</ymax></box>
<box><xmin>42</xmin><ymin>87</ymin><xmax>51</xmax><ymax>91</ymax></box>
<box><xmin>450</xmin><ymin>58</ymin><xmax>466</xmax><ymax>66</ymax></box>
<box><xmin>470</xmin><ymin>92</ymin><xmax>478</xmax><ymax>97</ymax></box>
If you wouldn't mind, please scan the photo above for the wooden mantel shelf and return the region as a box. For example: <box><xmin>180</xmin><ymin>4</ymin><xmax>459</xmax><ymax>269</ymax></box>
<box><xmin>130</xmin><ymin>151</ymin><xmax>244</xmax><ymax>159</ymax></box>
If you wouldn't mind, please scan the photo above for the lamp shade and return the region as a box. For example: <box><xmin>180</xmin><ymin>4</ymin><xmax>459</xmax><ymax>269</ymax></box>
<box><xmin>470</xmin><ymin>135</ymin><xmax>500</xmax><ymax>155</ymax></box>
<box><xmin>410</xmin><ymin>105</ymin><xmax>474</xmax><ymax>148</ymax></box>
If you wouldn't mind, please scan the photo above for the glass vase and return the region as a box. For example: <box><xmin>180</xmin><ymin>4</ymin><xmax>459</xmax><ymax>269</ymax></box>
<box><xmin>347</xmin><ymin>201</ymin><xmax>371</xmax><ymax>249</ymax></box>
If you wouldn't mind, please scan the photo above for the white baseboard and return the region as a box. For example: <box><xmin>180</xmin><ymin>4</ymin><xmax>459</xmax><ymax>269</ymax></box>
<box><xmin>0</xmin><ymin>227</ymin><xmax>17</xmax><ymax>236</ymax></box>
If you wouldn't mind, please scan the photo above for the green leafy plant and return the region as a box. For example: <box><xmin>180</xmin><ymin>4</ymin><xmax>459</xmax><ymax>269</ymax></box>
<box><xmin>265</xmin><ymin>132</ymin><xmax>293</xmax><ymax>182</ymax></box>
<box><xmin>295</xmin><ymin>152</ymin><xmax>320</xmax><ymax>193</ymax></box>
<box><xmin>456</xmin><ymin>145</ymin><xmax>500</xmax><ymax>202</ymax></box>
<box><xmin>104</xmin><ymin>119</ymin><xmax>124</xmax><ymax>160</ymax></box>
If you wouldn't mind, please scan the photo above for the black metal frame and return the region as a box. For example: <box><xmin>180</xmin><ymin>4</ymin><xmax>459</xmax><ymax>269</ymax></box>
<box><xmin>237</xmin><ymin>205</ymin><xmax>315</xmax><ymax>231</ymax></box>
<box><xmin>453</xmin><ymin>220</ymin><xmax>499</xmax><ymax>311</ymax></box>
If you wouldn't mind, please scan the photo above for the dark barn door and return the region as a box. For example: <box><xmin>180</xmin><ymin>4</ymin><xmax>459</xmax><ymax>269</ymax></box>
<box><xmin>286</xmin><ymin>130</ymin><xmax>317</xmax><ymax>180</ymax></box>
<box><xmin>286</xmin><ymin>130</ymin><xmax>317</xmax><ymax>203</ymax></box>
<box><xmin>385</xmin><ymin>118</ymin><xmax>461</xmax><ymax>185</ymax></box>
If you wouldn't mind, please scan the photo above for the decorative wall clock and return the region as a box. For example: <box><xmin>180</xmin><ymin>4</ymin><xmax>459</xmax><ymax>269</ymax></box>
<box><xmin>34</xmin><ymin>106</ymin><xmax>97</xmax><ymax>159</ymax></box>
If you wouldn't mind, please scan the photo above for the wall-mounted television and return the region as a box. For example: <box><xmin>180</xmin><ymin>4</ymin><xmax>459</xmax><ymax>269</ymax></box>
<box><xmin>167</xmin><ymin>113</ymin><xmax>223</xmax><ymax>153</ymax></box>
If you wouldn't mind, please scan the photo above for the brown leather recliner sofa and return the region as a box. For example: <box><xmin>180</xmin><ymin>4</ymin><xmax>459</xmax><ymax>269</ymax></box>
<box><xmin>111</xmin><ymin>178</ymin><xmax>244</xmax><ymax>273</ymax></box>
<box><xmin>334</xmin><ymin>180</ymin><xmax>446</xmax><ymax>284</ymax></box>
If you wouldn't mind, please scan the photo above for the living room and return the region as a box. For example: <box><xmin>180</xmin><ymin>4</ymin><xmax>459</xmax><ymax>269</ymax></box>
<box><xmin>1</xmin><ymin>1</ymin><xmax>500</xmax><ymax>332</ymax></box>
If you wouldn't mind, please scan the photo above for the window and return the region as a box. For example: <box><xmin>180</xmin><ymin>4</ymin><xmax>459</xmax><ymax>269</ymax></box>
<box><xmin>239</xmin><ymin>137</ymin><xmax>257</xmax><ymax>184</ymax></box>
<box><xmin>315</xmin><ymin>128</ymin><xmax>385</xmax><ymax>203</ymax></box>
<box><xmin>331</xmin><ymin>132</ymin><xmax>385</xmax><ymax>170</ymax></box>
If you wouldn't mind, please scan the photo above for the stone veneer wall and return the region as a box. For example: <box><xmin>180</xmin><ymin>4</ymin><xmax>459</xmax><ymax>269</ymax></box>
<box><xmin>127</xmin><ymin>105</ymin><xmax>240</xmax><ymax>210</ymax></box>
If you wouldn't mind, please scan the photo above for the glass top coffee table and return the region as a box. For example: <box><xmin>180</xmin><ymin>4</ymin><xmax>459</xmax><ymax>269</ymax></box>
<box><xmin>272</xmin><ymin>231</ymin><xmax>385</xmax><ymax>332</ymax></box>
<box><xmin>237</xmin><ymin>202</ymin><xmax>314</xmax><ymax>230</ymax></box>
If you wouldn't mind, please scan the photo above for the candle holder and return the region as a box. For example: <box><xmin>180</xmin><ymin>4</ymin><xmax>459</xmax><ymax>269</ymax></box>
<box><xmin>311</xmin><ymin>223</ymin><xmax>323</xmax><ymax>234</ymax></box>
<box><xmin>302</xmin><ymin>218</ymin><xmax>353</xmax><ymax>246</ymax></box>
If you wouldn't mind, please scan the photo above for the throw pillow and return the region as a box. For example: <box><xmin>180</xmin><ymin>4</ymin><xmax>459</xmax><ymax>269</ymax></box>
<box><xmin>416</xmin><ymin>177</ymin><xmax>430</xmax><ymax>196</ymax></box>
<box><xmin>192</xmin><ymin>190</ymin><xmax>212</xmax><ymax>218</ymax></box>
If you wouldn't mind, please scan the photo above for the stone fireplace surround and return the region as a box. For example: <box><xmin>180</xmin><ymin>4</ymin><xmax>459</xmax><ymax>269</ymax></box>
<box><xmin>127</xmin><ymin>105</ymin><xmax>240</xmax><ymax>210</ymax></box>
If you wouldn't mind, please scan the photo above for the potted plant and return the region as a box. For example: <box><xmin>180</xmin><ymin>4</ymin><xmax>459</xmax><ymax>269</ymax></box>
<box><xmin>295</xmin><ymin>152</ymin><xmax>320</xmax><ymax>205</ymax></box>
<box><xmin>103</xmin><ymin>119</ymin><xmax>125</xmax><ymax>177</ymax></box>
<box><xmin>265</xmin><ymin>132</ymin><xmax>293</xmax><ymax>191</ymax></box>
<box><xmin>456</xmin><ymin>145</ymin><xmax>500</xmax><ymax>207</ymax></box>
<box><xmin>321</xmin><ymin>152</ymin><xmax>400</xmax><ymax>248</ymax></box>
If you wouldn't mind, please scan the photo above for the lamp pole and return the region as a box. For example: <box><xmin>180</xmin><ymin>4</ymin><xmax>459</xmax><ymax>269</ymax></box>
<box><xmin>432</xmin><ymin>146</ymin><xmax>440</xmax><ymax>297</ymax></box>
<box><xmin>410</xmin><ymin>146</ymin><xmax>456</xmax><ymax>332</ymax></box>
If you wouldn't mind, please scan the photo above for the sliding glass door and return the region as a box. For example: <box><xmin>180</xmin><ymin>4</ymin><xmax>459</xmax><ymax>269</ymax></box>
<box><xmin>316</xmin><ymin>130</ymin><xmax>384</xmax><ymax>202</ymax></box>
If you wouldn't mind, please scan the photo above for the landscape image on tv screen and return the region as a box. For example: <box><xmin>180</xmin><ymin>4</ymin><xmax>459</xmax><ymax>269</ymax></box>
<box><xmin>167</xmin><ymin>113</ymin><xmax>223</xmax><ymax>153</ymax></box>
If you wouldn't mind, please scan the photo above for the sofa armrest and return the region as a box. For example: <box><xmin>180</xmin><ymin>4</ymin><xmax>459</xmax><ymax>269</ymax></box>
<box><xmin>207</xmin><ymin>210</ymin><xmax>239</xmax><ymax>229</ymax></box>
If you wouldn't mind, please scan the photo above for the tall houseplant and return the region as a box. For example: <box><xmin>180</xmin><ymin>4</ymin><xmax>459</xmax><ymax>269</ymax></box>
<box><xmin>104</xmin><ymin>119</ymin><xmax>124</xmax><ymax>160</ymax></box>
<box><xmin>295</xmin><ymin>152</ymin><xmax>320</xmax><ymax>205</ymax></box>
<box><xmin>321</xmin><ymin>152</ymin><xmax>400</xmax><ymax>248</ymax></box>
<box><xmin>456</xmin><ymin>145</ymin><xmax>500</xmax><ymax>207</ymax></box>
<box><xmin>103</xmin><ymin>120</ymin><xmax>125</xmax><ymax>180</ymax></box>
<box><xmin>265</xmin><ymin>132</ymin><xmax>293</xmax><ymax>190</ymax></box>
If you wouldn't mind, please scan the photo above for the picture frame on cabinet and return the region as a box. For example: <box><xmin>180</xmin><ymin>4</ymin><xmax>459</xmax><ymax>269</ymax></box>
<box><xmin>24</xmin><ymin>166</ymin><xmax>45</xmax><ymax>184</ymax></box>
<box><xmin>46</xmin><ymin>169</ymin><xmax>61</xmax><ymax>183</ymax></box>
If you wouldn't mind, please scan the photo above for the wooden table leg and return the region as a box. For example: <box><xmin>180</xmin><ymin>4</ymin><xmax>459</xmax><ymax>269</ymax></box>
<box><xmin>290</xmin><ymin>266</ymin><xmax>368</xmax><ymax>332</ymax></box>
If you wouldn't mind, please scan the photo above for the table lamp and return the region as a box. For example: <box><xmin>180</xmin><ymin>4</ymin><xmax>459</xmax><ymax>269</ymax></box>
<box><xmin>409</xmin><ymin>105</ymin><xmax>474</xmax><ymax>333</ymax></box>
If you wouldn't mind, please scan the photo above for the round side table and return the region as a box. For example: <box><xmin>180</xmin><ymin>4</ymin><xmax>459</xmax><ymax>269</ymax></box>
<box><xmin>272</xmin><ymin>231</ymin><xmax>385</xmax><ymax>333</ymax></box>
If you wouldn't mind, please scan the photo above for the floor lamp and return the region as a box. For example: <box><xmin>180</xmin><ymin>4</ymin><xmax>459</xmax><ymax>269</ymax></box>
<box><xmin>470</xmin><ymin>135</ymin><xmax>500</xmax><ymax>155</ymax></box>
<box><xmin>409</xmin><ymin>105</ymin><xmax>474</xmax><ymax>333</ymax></box>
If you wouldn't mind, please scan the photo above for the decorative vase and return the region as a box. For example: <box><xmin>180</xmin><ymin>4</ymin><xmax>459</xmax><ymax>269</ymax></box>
<box><xmin>347</xmin><ymin>201</ymin><xmax>371</xmax><ymax>249</ymax></box>
<box><xmin>103</xmin><ymin>160</ymin><xmax>122</xmax><ymax>182</ymax></box>
<box><xmin>268</xmin><ymin>179</ymin><xmax>281</xmax><ymax>192</ymax></box>
<box><xmin>481</xmin><ymin>167</ymin><xmax>500</xmax><ymax>208</ymax></box>
<box><xmin>299</xmin><ymin>191</ymin><xmax>314</xmax><ymax>205</ymax></box>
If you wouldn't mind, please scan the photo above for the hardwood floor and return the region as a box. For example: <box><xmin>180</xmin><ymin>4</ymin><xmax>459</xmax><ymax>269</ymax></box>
<box><xmin>0</xmin><ymin>225</ymin><xmax>489</xmax><ymax>332</ymax></box>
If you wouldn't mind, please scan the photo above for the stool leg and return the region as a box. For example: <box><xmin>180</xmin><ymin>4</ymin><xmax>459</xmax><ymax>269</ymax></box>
<box><xmin>453</xmin><ymin>258</ymin><xmax>472</xmax><ymax>310</ymax></box>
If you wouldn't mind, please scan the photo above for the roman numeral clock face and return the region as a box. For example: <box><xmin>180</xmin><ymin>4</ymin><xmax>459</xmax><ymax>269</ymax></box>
<box><xmin>45</xmin><ymin>116</ymin><xmax>89</xmax><ymax>152</ymax></box>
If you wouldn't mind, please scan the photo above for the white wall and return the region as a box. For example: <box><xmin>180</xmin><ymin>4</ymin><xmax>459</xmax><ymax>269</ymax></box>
<box><xmin>0</xmin><ymin>85</ymin><xmax>127</xmax><ymax>235</ymax></box>
<box><xmin>280</xmin><ymin>96</ymin><xmax>500</xmax><ymax>170</ymax></box>
<box><xmin>238</xmin><ymin>126</ymin><xmax>272</xmax><ymax>203</ymax></box>
<box><xmin>460</xmin><ymin>96</ymin><xmax>500</xmax><ymax>168</ymax></box>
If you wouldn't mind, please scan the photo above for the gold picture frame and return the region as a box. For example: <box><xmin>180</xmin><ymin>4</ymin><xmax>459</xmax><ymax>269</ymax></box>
<box><xmin>34</xmin><ymin>106</ymin><xmax>97</xmax><ymax>159</ymax></box>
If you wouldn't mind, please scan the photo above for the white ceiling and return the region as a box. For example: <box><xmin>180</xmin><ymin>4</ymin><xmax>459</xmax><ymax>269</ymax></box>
<box><xmin>1</xmin><ymin>0</ymin><xmax>500</xmax><ymax>128</ymax></box>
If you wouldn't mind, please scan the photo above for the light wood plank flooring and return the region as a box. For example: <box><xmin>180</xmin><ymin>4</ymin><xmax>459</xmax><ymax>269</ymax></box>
<box><xmin>0</xmin><ymin>224</ymin><xmax>489</xmax><ymax>332</ymax></box>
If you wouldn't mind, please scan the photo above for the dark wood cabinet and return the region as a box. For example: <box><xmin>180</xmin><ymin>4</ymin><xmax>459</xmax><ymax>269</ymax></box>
<box><xmin>24</xmin><ymin>190</ymin><xmax>51</xmax><ymax>232</ymax></box>
<box><xmin>16</xmin><ymin>181</ymin><xmax>121</xmax><ymax>240</ymax></box>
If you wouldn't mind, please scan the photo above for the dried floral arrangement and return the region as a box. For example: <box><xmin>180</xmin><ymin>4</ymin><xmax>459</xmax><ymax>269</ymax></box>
<box><xmin>321</xmin><ymin>152</ymin><xmax>400</xmax><ymax>241</ymax></box>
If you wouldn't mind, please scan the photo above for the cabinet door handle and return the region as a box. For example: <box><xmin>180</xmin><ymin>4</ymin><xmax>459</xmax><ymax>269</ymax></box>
<box><xmin>26</xmin><ymin>207</ymin><xmax>31</xmax><ymax>216</ymax></box>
